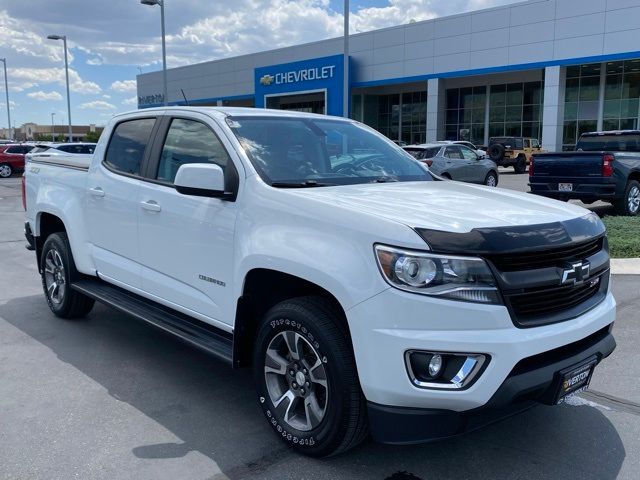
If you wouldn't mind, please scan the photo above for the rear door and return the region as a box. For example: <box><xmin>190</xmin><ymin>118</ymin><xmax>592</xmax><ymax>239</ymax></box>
<box><xmin>136</xmin><ymin>112</ymin><xmax>241</xmax><ymax>327</ymax></box>
<box><xmin>85</xmin><ymin>116</ymin><xmax>159</xmax><ymax>288</ymax></box>
<box><xmin>443</xmin><ymin>145</ymin><xmax>472</xmax><ymax>180</ymax></box>
<box><xmin>459</xmin><ymin>145</ymin><xmax>483</xmax><ymax>182</ymax></box>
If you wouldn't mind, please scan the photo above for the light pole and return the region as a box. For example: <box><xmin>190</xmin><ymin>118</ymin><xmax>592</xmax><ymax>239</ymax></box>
<box><xmin>141</xmin><ymin>0</ymin><xmax>168</xmax><ymax>106</ymax></box>
<box><xmin>0</xmin><ymin>58</ymin><xmax>11</xmax><ymax>140</ymax></box>
<box><xmin>47</xmin><ymin>35</ymin><xmax>72</xmax><ymax>142</ymax></box>
<box><xmin>343</xmin><ymin>0</ymin><xmax>349</xmax><ymax>118</ymax></box>
<box><xmin>51</xmin><ymin>113</ymin><xmax>56</xmax><ymax>142</ymax></box>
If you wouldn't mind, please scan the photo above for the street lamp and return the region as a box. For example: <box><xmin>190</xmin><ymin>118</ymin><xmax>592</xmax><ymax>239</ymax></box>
<box><xmin>51</xmin><ymin>113</ymin><xmax>56</xmax><ymax>142</ymax></box>
<box><xmin>0</xmin><ymin>58</ymin><xmax>12</xmax><ymax>140</ymax></box>
<box><xmin>47</xmin><ymin>34</ymin><xmax>72</xmax><ymax>142</ymax></box>
<box><xmin>141</xmin><ymin>0</ymin><xmax>168</xmax><ymax>106</ymax></box>
<box><xmin>343</xmin><ymin>0</ymin><xmax>349</xmax><ymax>118</ymax></box>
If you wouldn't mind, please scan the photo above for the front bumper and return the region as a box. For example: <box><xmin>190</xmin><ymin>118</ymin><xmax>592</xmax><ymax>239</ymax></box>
<box><xmin>367</xmin><ymin>325</ymin><xmax>615</xmax><ymax>444</ymax></box>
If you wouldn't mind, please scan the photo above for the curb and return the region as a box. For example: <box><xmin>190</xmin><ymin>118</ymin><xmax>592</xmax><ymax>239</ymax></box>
<box><xmin>611</xmin><ymin>258</ymin><xmax>640</xmax><ymax>275</ymax></box>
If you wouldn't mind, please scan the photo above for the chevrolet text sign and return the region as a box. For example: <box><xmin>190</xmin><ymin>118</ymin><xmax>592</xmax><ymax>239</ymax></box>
<box><xmin>260</xmin><ymin>65</ymin><xmax>336</xmax><ymax>87</ymax></box>
<box><xmin>255</xmin><ymin>54</ymin><xmax>348</xmax><ymax>116</ymax></box>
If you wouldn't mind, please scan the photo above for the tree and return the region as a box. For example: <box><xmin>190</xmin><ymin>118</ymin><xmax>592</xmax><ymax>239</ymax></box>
<box><xmin>84</xmin><ymin>131</ymin><xmax>101</xmax><ymax>143</ymax></box>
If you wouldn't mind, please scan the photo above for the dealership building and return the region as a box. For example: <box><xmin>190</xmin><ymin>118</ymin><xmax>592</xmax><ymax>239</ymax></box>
<box><xmin>136</xmin><ymin>0</ymin><xmax>640</xmax><ymax>151</ymax></box>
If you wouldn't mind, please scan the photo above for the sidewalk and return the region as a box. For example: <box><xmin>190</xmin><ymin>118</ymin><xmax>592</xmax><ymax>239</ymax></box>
<box><xmin>611</xmin><ymin>258</ymin><xmax>640</xmax><ymax>275</ymax></box>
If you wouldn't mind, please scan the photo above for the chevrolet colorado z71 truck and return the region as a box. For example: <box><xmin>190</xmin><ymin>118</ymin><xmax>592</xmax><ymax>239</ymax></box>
<box><xmin>529</xmin><ymin>130</ymin><xmax>640</xmax><ymax>215</ymax></box>
<box><xmin>24</xmin><ymin>107</ymin><xmax>616</xmax><ymax>457</ymax></box>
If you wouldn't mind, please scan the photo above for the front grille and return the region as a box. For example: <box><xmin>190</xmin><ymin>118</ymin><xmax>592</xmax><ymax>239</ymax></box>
<box><xmin>487</xmin><ymin>237</ymin><xmax>604</xmax><ymax>272</ymax></box>
<box><xmin>505</xmin><ymin>274</ymin><xmax>604</xmax><ymax>322</ymax></box>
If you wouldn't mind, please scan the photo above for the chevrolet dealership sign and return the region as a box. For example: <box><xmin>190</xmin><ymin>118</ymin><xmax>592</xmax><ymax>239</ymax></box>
<box><xmin>259</xmin><ymin>65</ymin><xmax>336</xmax><ymax>87</ymax></box>
<box><xmin>254</xmin><ymin>54</ymin><xmax>348</xmax><ymax>116</ymax></box>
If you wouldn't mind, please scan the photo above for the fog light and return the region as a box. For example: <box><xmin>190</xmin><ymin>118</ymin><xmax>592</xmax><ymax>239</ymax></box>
<box><xmin>428</xmin><ymin>354</ymin><xmax>443</xmax><ymax>377</ymax></box>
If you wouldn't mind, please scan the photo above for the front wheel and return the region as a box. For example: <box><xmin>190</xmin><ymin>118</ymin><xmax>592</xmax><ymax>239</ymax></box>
<box><xmin>253</xmin><ymin>296</ymin><xmax>368</xmax><ymax>457</ymax></box>
<box><xmin>0</xmin><ymin>163</ymin><xmax>12</xmax><ymax>178</ymax></box>
<box><xmin>614</xmin><ymin>180</ymin><xmax>640</xmax><ymax>216</ymax></box>
<box><xmin>484</xmin><ymin>171</ymin><xmax>498</xmax><ymax>187</ymax></box>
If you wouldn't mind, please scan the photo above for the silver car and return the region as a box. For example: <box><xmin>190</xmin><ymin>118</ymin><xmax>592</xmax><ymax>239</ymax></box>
<box><xmin>403</xmin><ymin>143</ymin><xmax>499</xmax><ymax>187</ymax></box>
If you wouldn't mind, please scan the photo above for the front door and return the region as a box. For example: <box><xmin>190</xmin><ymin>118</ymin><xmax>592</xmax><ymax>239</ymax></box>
<box><xmin>85</xmin><ymin>116</ymin><xmax>158</xmax><ymax>289</ymax></box>
<box><xmin>443</xmin><ymin>146</ymin><xmax>473</xmax><ymax>181</ymax></box>
<box><xmin>137</xmin><ymin>114</ymin><xmax>240</xmax><ymax>327</ymax></box>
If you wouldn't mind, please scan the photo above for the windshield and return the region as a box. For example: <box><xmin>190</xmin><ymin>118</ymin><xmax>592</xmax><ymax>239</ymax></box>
<box><xmin>577</xmin><ymin>134</ymin><xmax>640</xmax><ymax>152</ymax></box>
<box><xmin>227</xmin><ymin>116</ymin><xmax>431</xmax><ymax>186</ymax></box>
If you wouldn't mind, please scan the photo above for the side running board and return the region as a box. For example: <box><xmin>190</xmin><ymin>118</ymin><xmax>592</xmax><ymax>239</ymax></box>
<box><xmin>71</xmin><ymin>278</ymin><xmax>233</xmax><ymax>364</ymax></box>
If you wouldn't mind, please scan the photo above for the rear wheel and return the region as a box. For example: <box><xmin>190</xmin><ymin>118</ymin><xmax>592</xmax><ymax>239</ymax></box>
<box><xmin>440</xmin><ymin>173</ymin><xmax>452</xmax><ymax>180</ymax></box>
<box><xmin>614</xmin><ymin>180</ymin><xmax>640</xmax><ymax>216</ymax></box>
<box><xmin>514</xmin><ymin>155</ymin><xmax>527</xmax><ymax>174</ymax></box>
<box><xmin>0</xmin><ymin>163</ymin><xmax>12</xmax><ymax>178</ymax></box>
<box><xmin>253</xmin><ymin>296</ymin><xmax>368</xmax><ymax>457</ymax></box>
<box><xmin>41</xmin><ymin>232</ymin><xmax>95</xmax><ymax>318</ymax></box>
<box><xmin>484</xmin><ymin>171</ymin><xmax>498</xmax><ymax>187</ymax></box>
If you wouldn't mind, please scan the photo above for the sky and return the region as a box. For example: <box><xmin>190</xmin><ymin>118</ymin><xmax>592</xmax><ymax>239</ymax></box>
<box><xmin>0</xmin><ymin>0</ymin><xmax>521</xmax><ymax>129</ymax></box>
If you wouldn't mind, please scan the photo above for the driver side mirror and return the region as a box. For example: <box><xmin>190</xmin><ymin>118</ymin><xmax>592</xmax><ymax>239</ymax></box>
<box><xmin>174</xmin><ymin>163</ymin><xmax>233</xmax><ymax>199</ymax></box>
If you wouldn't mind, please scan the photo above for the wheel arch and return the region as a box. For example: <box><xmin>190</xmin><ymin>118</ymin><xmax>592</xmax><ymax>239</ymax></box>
<box><xmin>233</xmin><ymin>268</ymin><xmax>352</xmax><ymax>368</ymax></box>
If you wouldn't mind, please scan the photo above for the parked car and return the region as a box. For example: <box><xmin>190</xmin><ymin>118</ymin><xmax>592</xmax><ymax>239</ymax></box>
<box><xmin>487</xmin><ymin>136</ymin><xmax>543</xmax><ymax>173</ymax></box>
<box><xmin>0</xmin><ymin>144</ymin><xmax>34</xmax><ymax>177</ymax></box>
<box><xmin>25</xmin><ymin>107</ymin><xmax>615</xmax><ymax>457</ymax></box>
<box><xmin>437</xmin><ymin>140</ymin><xmax>486</xmax><ymax>158</ymax></box>
<box><xmin>404</xmin><ymin>143</ymin><xmax>499</xmax><ymax>186</ymax></box>
<box><xmin>529</xmin><ymin>130</ymin><xmax>640</xmax><ymax>215</ymax></box>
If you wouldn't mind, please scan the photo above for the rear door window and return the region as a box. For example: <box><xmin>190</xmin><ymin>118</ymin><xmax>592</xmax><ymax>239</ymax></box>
<box><xmin>445</xmin><ymin>146</ymin><xmax>464</xmax><ymax>159</ymax></box>
<box><xmin>515</xmin><ymin>138</ymin><xmax>524</xmax><ymax>149</ymax></box>
<box><xmin>156</xmin><ymin>118</ymin><xmax>231</xmax><ymax>184</ymax></box>
<box><xmin>104</xmin><ymin>118</ymin><xmax>156</xmax><ymax>175</ymax></box>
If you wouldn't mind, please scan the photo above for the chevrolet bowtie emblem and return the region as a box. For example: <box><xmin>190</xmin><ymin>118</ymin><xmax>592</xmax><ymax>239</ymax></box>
<box><xmin>561</xmin><ymin>261</ymin><xmax>590</xmax><ymax>285</ymax></box>
<box><xmin>260</xmin><ymin>74</ymin><xmax>274</xmax><ymax>86</ymax></box>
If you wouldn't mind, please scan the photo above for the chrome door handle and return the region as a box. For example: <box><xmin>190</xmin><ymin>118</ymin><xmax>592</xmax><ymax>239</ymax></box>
<box><xmin>140</xmin><ymin>200</ymin><xmax>161</xmax><ymax>212</ymax></box>
<box><xmin>89</xmin><ymin>187</ymin><xmax>105</xmax><ymax>197</ymax></box>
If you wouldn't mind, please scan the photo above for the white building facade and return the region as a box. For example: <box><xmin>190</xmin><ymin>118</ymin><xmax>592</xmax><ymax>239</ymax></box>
<box><xmin>136</xmin><ymin>0</ymin><xmax>640</xmax><ymax>150</ymax></box>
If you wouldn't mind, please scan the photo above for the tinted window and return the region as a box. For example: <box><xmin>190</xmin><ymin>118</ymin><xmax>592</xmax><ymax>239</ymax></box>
<box><xmin>228</xmin><ymin>116</ymin><xmax>430</xmax><ymax>186</ymax></box>
<box><xmin>577</xmin><ymin>134</ymin><xmax>640</xmax><ymax>152</ymax></box>
<box><xmin>460</xmin><ymin>146</ymin><xmax>478</xmax><ymax>160</ymax></box>
<box><xmin>105</xmin><ymin>119</ymin><xmax>156</xmax><ymax>175</ymax></box>
<box><xmin>445</xmin><ymin>146</ymin><xmax>464</xmax><ymax>159</ymax></box>
<box><xmin>490</xmin><ymin>137</ymin><xmax>516</xmax><ymax>147</ymax></box>
<box><xmin>58</xmin><ymin>144</ymin><xmax>96</xmax><ymax>154</ymax></box>
<box><xmin>524</xmin><ymin>139</ymin><xmax>531</xmax><ymax>148</ymax></box>
<box><xmin>157</xmin><ymin>118</ymin><xmax>231</xmax><ymax>183</ymax></box>
<box><xmin>531</xmin><ymin>139</ymin><xmax>540</xmax><ymax>148</ymax></box>
<box><xmin>30</xmin><ymin>146</ymin><xmax>50</xmax><ymax>154</ymax></box>
<box><xmin>5</xmin><ymin>146</ymin><xmax>21</xmax><ymax>154</ymax></box>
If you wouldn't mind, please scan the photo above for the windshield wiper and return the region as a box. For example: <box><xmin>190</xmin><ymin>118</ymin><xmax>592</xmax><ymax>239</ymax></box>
<box><xmin>271</xmin><ymin>180</ymin><xmax>337</xmax><ymax>188</ymax></box>
<box><xmin>371</xmin><ymin>176</ymin><xmax>398</xmax><ymax>183</ymax></box>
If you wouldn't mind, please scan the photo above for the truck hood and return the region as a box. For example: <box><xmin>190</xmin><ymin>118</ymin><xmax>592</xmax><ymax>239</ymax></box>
<box><xmin>287</xmin><ymin>181</ymin><xmax>590</xmax><ymax>233</ymax></box>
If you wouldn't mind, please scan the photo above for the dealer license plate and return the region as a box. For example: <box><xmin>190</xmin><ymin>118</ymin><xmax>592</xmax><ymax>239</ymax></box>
<box><xmin>555</xmin><ymin>357</ymin><xmax>597</xmax><ymax>405</ymax></box>
<box><xmin>558</xmin><ymin>183</ymin><xmax>573</xmax><ymax>192</ymax></box>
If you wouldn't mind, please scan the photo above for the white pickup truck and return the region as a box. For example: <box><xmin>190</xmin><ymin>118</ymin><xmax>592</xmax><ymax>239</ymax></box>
<box><xmin>24</xmin><ymin>107</ymin><xmax>616</xmax><ymax>457</ymax></box>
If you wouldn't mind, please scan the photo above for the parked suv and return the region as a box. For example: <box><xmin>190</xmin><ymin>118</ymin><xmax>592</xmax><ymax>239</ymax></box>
<box><xmin>0</xmin><ymin>144</ymin><xmax>33</xmax><ymax>177</ymax></box>
<box><xmin>24</xmin><ymin>107</ymin><xmax>616</xmax><ymax>457</ymax></box>
<box><xmin>488</xmin><ymin>137</ymin><xmax>542</xmax><ymax>173</ymax></box>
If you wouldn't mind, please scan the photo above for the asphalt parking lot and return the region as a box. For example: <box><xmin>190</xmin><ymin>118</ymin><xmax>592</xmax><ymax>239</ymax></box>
<box><xmin>1</xmin><ymin>174</ymin><xmax>639</xmax><ymax>480</ymax></box>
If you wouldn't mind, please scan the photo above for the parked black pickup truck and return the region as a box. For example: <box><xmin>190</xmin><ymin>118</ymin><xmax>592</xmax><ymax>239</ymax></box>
<box><xmin>529</xmin><ymin>130</ymin><xmax>640</xmax><ymax>215</ymax></box>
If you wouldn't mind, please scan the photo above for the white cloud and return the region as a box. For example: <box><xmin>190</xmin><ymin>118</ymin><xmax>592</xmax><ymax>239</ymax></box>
<box><xmin>9</xmin><ymin>67</ymin><xmax>101</xmax><ymax>94</ymax></box>
<box><xmin>102</xmin><ymin>94</ymin><xmax>111</xmax><ymax>99</ymax></box>
<box><xmin>27</xmin><ymin>90</ymin><xmax>63</xmax><ymax>101</ymax></box>
<box><xmin>110</xmin><ymin>80</ymin><xmax>137</xmax><ymax>92</ymax></box>
<box><xmin>122</xmin><ymin>96</ymin><xmax>138</xmax><ymax>105</ymax></box>
<box><xmin>79</xmin><ymin>100</ymin><xmax>116</xmax><ymax>110</ymax></box>
<box><xmin>87</xmin><ymin>57</ymin><xmax>103</xmax><ymax>65</ymax></box>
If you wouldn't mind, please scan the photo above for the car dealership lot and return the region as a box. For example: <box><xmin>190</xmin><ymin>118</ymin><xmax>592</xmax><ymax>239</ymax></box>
<box><xmin>1</xmin><ymin>175</ymin><xmax>639</xmax><ymax>480</ymax></box>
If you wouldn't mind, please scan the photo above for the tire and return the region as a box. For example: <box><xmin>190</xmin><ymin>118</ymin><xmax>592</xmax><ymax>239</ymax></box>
<box><xmin>514</xmin><ymin>155</ymin><xmax>527</xmax><ymax>174</ymax></box>
<box><xmin>614</xmin><ymin>180</ymin><xmax>640</xmax><ymax>216</ymax></box>
<box><xmin>41</xmin><ymin>232</ymin><xmax>95</xmax><ymax>318</ymax></box>
<box><xmin>484</xmin><ymin>171</ymin><xmax>498</xmax><ymax>187</ymax></box>
<box><xmin>488</xmin><ymin>144</ymin><xmax>505</xmax><ymax>162</ymax></box>
<box><xmin>0</xmin><ymin>163</ymin><xmax>12</xmax><ymax>178</ymax></box>
<box><xmin>440</xmin><ymin>173</ymin><xmax>452</xmax><ymax>180</ymax></box>
<box><xmin>253</xmin><ymin>296</ymin><xmax>368</xmax><ymax>457</ymax></box>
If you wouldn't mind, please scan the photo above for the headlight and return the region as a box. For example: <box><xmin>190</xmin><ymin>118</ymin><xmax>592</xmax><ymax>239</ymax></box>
<box><xmin>374</xmin><ymin>244</ymin><xmax>501</xmax><ymax>304</ymax></box>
